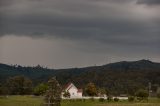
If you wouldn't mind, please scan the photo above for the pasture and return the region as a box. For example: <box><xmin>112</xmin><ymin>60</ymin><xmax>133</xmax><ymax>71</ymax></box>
<box><xmin>0</xmin><ymin>96</ymin><xmax>160</xmax><ymax>106</ymax></box>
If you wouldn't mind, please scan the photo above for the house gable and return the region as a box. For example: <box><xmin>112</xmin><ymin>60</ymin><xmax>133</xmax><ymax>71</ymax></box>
<box><xmin>65</xmin><ymin>83</ymin><xmax>78</xmax><ymax>92</ymax></box>
<box><xmin>63</xmin><ymin>83</ymin><xmax>83</xmax><ymax>98</ymax></box>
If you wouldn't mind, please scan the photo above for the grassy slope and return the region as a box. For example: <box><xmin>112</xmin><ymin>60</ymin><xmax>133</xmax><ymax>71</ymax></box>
<box><xmin>0</xmin><ymin>96</ymin><xmax>160</xmax><ymax>106</ymax></box>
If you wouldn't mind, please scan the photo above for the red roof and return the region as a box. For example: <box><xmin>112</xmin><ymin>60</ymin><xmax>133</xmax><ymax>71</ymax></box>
<box><xmin>63</xmin><ymin>82</ymin><xmax>72</xmax><ymax>90</ymax></box>
<box><xmin>63</xmin><ymin>83</ymin><xmax>83</xmax><ymax>93</ymax></box>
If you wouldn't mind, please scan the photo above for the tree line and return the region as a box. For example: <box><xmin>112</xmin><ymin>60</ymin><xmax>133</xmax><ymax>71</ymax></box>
<box><xmin>0</xmin><ymin>75</ymin><xmax>160</xmax><ymax>100</ymax></box>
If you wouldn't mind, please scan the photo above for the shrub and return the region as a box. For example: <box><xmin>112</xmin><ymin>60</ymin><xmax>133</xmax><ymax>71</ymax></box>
<box><xmin>33</xmin><ymin>83</ymin><xmax>48</xmax><ymax>96</ymax></box>
<box><xmin>135</xmin><ymin>89</ymin><xmax>149</xmax><ymax>101</ymax></box>
<box><xmin>99</xmin><ymin>98</ymin><xmax>105</xmax><ymax>102</ymax></box>
<box><xmin>63</xmin><ymin>91</ymin><xmax>70</xmax><ymax>98</ymax></box>
<box><xmin>107</xmin><ymin>96</ymin><xmax>113</xmax><ymax>102</ymax></box>
<box><xmin>157</xmin><ymin>93</ymin><xmax>160</xmax><ymax>98</ymax></box>
<box><xmin>128</xmin><ymin>96</ymin><xmax>135</xmax><ymax>102</ymax></box>
<box><xmin>114</xmin><ymin>97</ymin><xmax>119</xmax><ymax>102</ymax></box>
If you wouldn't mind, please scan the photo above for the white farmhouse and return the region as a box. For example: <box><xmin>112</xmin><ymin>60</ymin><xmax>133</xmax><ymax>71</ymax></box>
<box><xmin>62</xmin><ymin>83</ymin><xmax>83</xmax><ymax>98</ymax></box>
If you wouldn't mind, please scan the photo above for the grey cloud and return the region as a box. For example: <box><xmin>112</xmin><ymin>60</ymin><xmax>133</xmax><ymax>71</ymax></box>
<box><xmin>137</xmin><ymin>0</ymin><xmax>160</xmax><ymax>5</ymax></box>
<box><xmin>0</xmin><ymin>0</ymin><xmax>160</xmax><ymax>47</ymax></box>
<box><xmin>0</xmin><ymin>0</ymin><xmax>160</xmax><ymax>68</ymax></box>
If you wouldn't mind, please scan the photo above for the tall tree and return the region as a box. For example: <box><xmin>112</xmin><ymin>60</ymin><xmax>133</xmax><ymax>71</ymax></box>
<box><xmin>44</xmin><ymin>77</ymin><xmax>61</xmax><ymax>106</ymax></box>
<box><xmin>7</xmin><ymin>76</ymin><xmax>32</xmax><ymax>95</ymax></box>
<box><xmin>85</xmin><ymin>82</ymin><xmax>97</xmax><ymax>96</ymax></box>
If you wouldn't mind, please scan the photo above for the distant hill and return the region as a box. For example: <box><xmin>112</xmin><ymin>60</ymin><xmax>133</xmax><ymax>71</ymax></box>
<box><xmin>0</xmin><ymin>59</ymin><xmax>160</xmax><ymax>95</ymax></box>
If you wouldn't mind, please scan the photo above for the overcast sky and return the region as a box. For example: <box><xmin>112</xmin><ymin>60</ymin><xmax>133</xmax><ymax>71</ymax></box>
<box><xmin>0</xmin><ymin>0</ymin><xmax>160</xmax><ymax>69</ymax></box>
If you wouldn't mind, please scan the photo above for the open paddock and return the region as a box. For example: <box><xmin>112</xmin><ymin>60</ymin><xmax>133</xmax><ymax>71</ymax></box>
<box><xmin>0</xmin><ymin>95</ymin><xmax>160</xmax><ymax>106</ymax></box>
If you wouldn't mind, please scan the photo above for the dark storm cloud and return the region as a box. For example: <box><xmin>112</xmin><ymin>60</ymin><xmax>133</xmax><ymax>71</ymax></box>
<box><xmin>0</xmin><ymin>0</ymin><xmax>160</xmax><ymax>46</ymax></box>
<box><xmin>137</xmin><ymin>0</ymin><xmax>160</xmax><ymax>5</ymax></box>
<box><xmin>0</xmin><ymin>0</ymin><xmax>160</xmax><ymax>68</ymax></box>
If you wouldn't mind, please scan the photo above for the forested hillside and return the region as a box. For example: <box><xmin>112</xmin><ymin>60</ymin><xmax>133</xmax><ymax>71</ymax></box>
<box><xmin>0</xmin><ymin>59</ymin><xmax>160</xmax><ymax>95</ymax></box>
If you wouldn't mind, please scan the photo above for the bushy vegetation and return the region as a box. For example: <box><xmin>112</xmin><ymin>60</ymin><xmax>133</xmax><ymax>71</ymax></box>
<box><xmin>6</xmin><ymin>76</ymin><xmax>32</xmax><ymax>95</ymax></box>
<box><xmin>107</xmin><ymin>96</ymin><xmax>113</xmax><ymax>102</ymax></box>
<box><xmin>135</xmin><ymin>89</ymin><xmax>149</xmax><ymax>101</ymax></box>
<box><xmin>157</xmin><ymin>88</ymin><xmax>160</xmax><ymax>98</ymax></box>
<box><xmin>157</xmin><ymin>93</ymin><xmax>160</xmax><ymax>98</ymax></box>
<box><xmin>85</xmin><ymin>83</ymin><xmax>97</xmax><ymax>96</ymax></box>
<box><xmin>113</xmin><ymin>97</ymin><xmax>119</xmax><ymax>102</ymax></box>
<box><xmin>33</xmin><ymin>83</ymin><xmax>48</xmax><ymax>96</ymax></box>
<box><xmin>128</xmin><ymin>96</ymin><xmax>135</xmax><ymax>102</ymax></box>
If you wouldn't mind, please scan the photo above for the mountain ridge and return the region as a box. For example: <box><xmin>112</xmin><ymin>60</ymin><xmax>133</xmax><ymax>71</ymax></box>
<box><xmin>0</xmin><ymin>59</ymin><xmax>160</xmax><ymax>95</ymax></box>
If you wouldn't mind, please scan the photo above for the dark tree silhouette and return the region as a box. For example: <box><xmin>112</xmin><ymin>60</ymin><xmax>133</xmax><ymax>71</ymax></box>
<box><xmin>6</xmin><ymin>76</ymin><xmax>32</xmax><ymax>95</ymax></box>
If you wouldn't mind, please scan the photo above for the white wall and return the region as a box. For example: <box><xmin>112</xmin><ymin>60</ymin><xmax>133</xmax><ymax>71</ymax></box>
<box><xmin>77</xmin><ymin>92</ymin><xmax>82</xmax><ymax>97</ymax></box>
<box><xmin>68</xmin><ymin>87</ymin><xmax>78</xmax><ymax>98</ymax></box>
<box><xmin>62</xmin><ymin>83</ymin><xmax>83</xmax><ymax>98</ymax></box>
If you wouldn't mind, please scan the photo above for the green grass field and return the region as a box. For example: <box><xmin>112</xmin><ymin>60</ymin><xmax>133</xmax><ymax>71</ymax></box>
<box><xmin>0</xmin><ymin>96</ymin><xmax>160</xmax><ymax>106</ymax></box>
